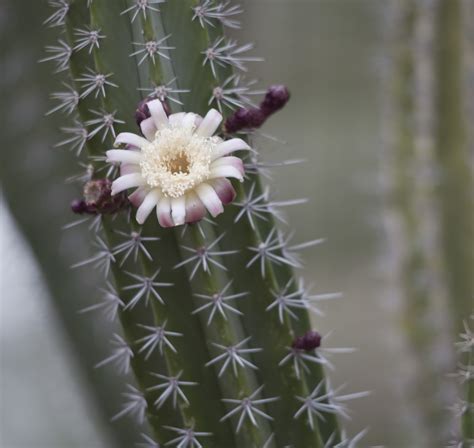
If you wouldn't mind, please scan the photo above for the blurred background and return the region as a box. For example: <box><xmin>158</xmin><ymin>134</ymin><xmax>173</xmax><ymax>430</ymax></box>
<box><xmin>1</xmin><ymin>1</ymin><xmax>472</xmax><ymax>447</ymax></box>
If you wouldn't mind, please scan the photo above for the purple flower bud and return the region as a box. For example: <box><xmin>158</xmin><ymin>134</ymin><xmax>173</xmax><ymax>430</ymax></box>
<box><xmin>291</xmin><ymin>336</ymin><xmax>306</xmax><ymax>350</ymax></box>
<box><xmin>224</xmin><ymin>108</ymin><xmax>249</xmax><ymax>133</ymax></box>
<box><xmin>71</xmin><ymin>199</ymin><xmax>89</xmax><ymax>214</ymax></box>
<box><xmin>224</xmin><ymin>84</ymin><xmax>290</xmax><ymax>134</ymax></box>
<box><xmin>260</xmin><ymin>84</ymin><xmax>290</xmax><ymax>116</ymax></box>
<box><xmin>135</xmin><ymin>96</ymin><xmax>171</xmax><ymax>127</ymax></box>
<box><xmin>292</xmin><ymin>330</ymin><xmax>322</xmax><ymax>351</ymax></box>
<box><xmin>247</xmin><ymin>108</ymin><xmax>266</xmax><ymax>128</ymax></box>
<box><xmin>224</xmin><ymin>107</ymin><xmax>266</xmax><ymax>134</ymax></box>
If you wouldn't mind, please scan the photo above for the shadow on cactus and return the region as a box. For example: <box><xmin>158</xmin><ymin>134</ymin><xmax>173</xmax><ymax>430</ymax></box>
<box><xmin>42</xmin><ymin>0</ymin><xmax>370</xmax><ymax>446</ymax></box>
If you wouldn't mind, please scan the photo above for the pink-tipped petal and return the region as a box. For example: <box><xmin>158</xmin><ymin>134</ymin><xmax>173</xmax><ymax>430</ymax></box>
<box><xmin>111</xmin><ymin>173</ymin><xmax>146</xmax><ymax>195</ymax></box>
<box><xmin>171</xmin><ymin>196</ymin><xmax>186</xmax><ymax>226</ymax></box>
<box><xmin>140</xmin><ymin>117</ymin><xmax>156</xmax><ymax>141</ymax></box>
<box><xmin>212</xmin><ymin>138</ymin><xmax>250</xmax><ymax>160</ymax></box>
<box><xmin>168</xmin><ymin>112</ymin><xmax>186</xmax><ymax>127</ymax></box>
<box><xmin>106</xmin><ymin>149</ymin><xmax>142</xmax><ymax>164</ymax></box>
<box><xmin>147</xmin><ymin>99</ymin><xmax>169</xmax><ymax>130</ymax></box>
<box><xmin>129</xmin><ymin>187</ymin><xmax>148</xmax><ymax>207</ymax></box>
<box><xmin>114</xmin><ymin>132</ymin><xmax>149</xmax><ymax>149</ymax></box>
<box><xmin>184</xmin><ymin>192</ymin><xmax>206</xmax><ymax>223</ymax></box>
<box><xmin>209</xmin><ymin>165</ymin><xmax>244</xmax><ymax>182</ymax></box>
<box><xmin>157</xmin><ymin>197</ymin><xmax>174</xmax><ymax>228</ymax></box>
<box><xmin>195</xmin><ymin>108</ymin><xmax>222</xmax><ymax>137</ymax></box>
<box><xmin>210</xmin><ymin>178</ymin><xmax>236</xmax><ymax>205</ymax></box>
<box><xmin>120</xmin><ymin>163</ymin><xmax>141</xmax><ymax>176</ymax></box>
<box><xmin>210</xmin><ymin>156</ymin><xmax>244</xmax><ymax>180</ymax></box>
<box><xmin>136</xmin><ymin>189</ymin><xmax>161</xmax><ymax>224</ymax></box>
<box><xmin>195</xmin><ymin>183</ymin><xmax>224</xmax><ymax>217</ymax></box>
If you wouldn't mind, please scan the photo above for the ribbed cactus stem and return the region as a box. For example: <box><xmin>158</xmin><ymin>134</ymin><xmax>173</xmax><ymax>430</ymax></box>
<box><xmin>137</xmin><ymin>3</ymin><xmax>165</xmax><ymax>87</ymax></box>
<box><xmin>65</xmin><ymin>1</ymin><xmax>185</xmax><ymax>440</ymax></box>
<box><xmin>381</xmin><ymin>0</ymin><xmax>456</xmax><ymax>444</ymax></box>
<box><xmin>184</xmin><ymin>224</ymin><xmax>273</xmax><ymax>447</ymax></box>
<box><xmin>104</xmin><ymin>224</ymin><xmax>182</xmax><ymax>441</ymax></box>
<box><xmin>382</xmin><ymin>0</ymin><xmax>474</xmax><ymax>444</ymax></box>
<box><xmin>237</xmin><ymin>170</ymin><xmax>340</xmax><ymax>442</ymax></box>
<box><xmin>435</xmin><ymin>0</ymin><xmax>474</xmax><ymax>336</ymax></box>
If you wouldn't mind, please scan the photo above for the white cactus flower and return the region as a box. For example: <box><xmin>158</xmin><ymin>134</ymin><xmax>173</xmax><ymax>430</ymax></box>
<box><xmin>106</xmin><ymin>100</ymin><xmax>248</xmax><ymax>227</ymax></box>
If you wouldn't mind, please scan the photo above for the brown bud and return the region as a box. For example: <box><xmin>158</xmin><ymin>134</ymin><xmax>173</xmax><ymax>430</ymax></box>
<box><xmin>292</xmin><ymin>330</ymin><xmax>322</xmax><ymax>351</ymax></box>
<box><xmin>82</xmin><ymin>179</ymin><xmax>128</xmax><ymax>214</ymax></box>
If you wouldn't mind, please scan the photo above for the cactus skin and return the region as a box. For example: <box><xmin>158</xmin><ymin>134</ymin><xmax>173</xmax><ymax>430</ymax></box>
<box><xmin>39</xmin><ymin>0</ymin><xmax>361</xmax><ymax>446</ymax></box>
<box><xmin>382</xmin><ymin>0</ymin><xmax>473</xmax><ymax>445</ymax></box>
<box><xmin>435</xmin><ymin>0</ymin><xmax>474</xmax><ymax>338</ymax></box>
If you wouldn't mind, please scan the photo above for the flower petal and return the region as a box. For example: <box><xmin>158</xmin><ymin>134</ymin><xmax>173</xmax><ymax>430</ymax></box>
<box><xmin>114</xmin><ymin>132</ymin><xmax>149</xmax><ymax>149</ymax></box>
<box><xmin>168</xmin><ymin>112</ymin><xmax>186</xmax><ymax>127</ymax></box>
<box><xmin>209</xmin><ymin>165</ymin><xmax>244</xmax><ymax>182</ymax></box>
<box><xmin>157</xmin><ymin>197</ymin><xmax>174</xmax><ymax>227</ymax></box>
<box><xmin>195</xmin><ymin>108</ymin><xmax>222</xmax><ymax>137</ymax></box>
<box><xmin>209</xmin><ymin>178</ymin><xmax>236</xmax><ymax>205</ymax></box>
<box><xmin>210</xmin><ymin>156</ymin><xmax>243</xmax><ymax>170</ymax></box>
<box><xmin>140</xmin><ymin>117</ymin><xmax>156</xmax><ymax>141</ymax></box>
<box><xmin>184</xmin><ymin>192</ymin><xmax>206</xmax><ymax>223</ymax></box>
<box><xmin>106</xmin><ymin>149</ymin><xmax>142</xmax><ymax>165</ymax></box>
<box><xmin>171</xmin><ymin>196</ymin><xmax>186</xmax><ymax>226</ymax></box>
<box><xmin>120</xmin><ymin>163</ymin><xmax>141</xmax><ymax>176</ymax></box>
<box><xmin>210</xmin><ymin>156</ymin><xmax>244</xmax><ymax>181</ymax></box>
<box><xmin>182</xmin><ymin>112</ymin><xmax>199</xmax><ymax>130</ymax></box>
<box><xmin>195</xmin><ymin>183</ymin><xmax>224</xmax><ymax>217</ymax></box>
<box><xmin>129</xmin><ymin>187</ymin><xmax>148</xmax><ymax>207</ymax></box>
<box><xmin>147</xmin><ymin>99</ymin><xmax>169</xmax><ymax>130</ymax></box>
<box><xmin>212</xmin><ymin>138</ymin><xmax>250</xmax><ymax>161</ymax></box>
<box><xmin>136</xmin><ymin>189</ymin><xmax>161</xmax><ymax>224</ymax></box>
<box><xmin>111</xmin><ymin>173</ymin><xmax>146</xmax><ymax>195</ymax></box>
<box><xmin>194</xmin><ymin>114</ymin><xmax>203</xmax><ymax>128</ymax></box>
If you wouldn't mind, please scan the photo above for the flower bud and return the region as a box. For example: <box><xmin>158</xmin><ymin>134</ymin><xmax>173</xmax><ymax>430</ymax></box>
<box><xmin>83</xmin><ymin>179</ymin><xmax>128</xmax><ymax>214</ymax></box>
<box><xmin>292</xmin><ymin>330</ymin><xmax>322</xmax><ymax>351</ymax></box>
<box><xmin>71</xmin><ymin>199</ymin><xmax>89</xmax><ymax>214</ymax></box>
<box><xmin>224</xmin><ymin>107</ymin><xmax>266</xmax><ymax>133</ymax></box>
<box><xmin>260</xmin><ymin>85</ymin><xmax>290</xmax><ymax>116</ymax></box>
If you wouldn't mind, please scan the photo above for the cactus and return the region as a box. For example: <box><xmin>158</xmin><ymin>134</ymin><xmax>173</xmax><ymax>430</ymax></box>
<box><xmin>37</xmin><ymin>1</ymin><xmax>372</xmax><ymax>446</ymax></box>
<box><xmin>381</xmin><ymin>0</ymin><xmax>473</xmax><ymax>445</ymax></box>
<box><xmin>435</xmin><ymin>0</ymin><xmax>474</xmax><ymax>336</ymax></box>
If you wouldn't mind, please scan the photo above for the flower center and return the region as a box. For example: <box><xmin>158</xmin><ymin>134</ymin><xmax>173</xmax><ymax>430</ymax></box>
<box><xmin>166</xmin><ymin>151</ymin><xmax>190</xmax><ymax>175</ymax></box>
<box><xmin>140</xmin><ymin>124</ymin><xmax>219</xmax><ymax>198</ymax></box>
